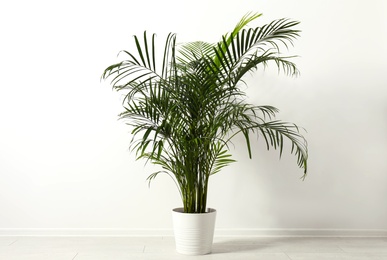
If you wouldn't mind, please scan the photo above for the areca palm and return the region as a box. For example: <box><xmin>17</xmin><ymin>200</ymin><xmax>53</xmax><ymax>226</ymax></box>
<box><xmin>102</xmin><ymin>13</ymin><xmax>308</xmax><ymax>213</ymax></box>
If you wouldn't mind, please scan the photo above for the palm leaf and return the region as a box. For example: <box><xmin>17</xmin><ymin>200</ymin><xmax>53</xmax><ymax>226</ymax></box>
<box><xmin>102</xmin><ymin>13</ymin><xmax>308</xmax><ymax>213</ymax></box>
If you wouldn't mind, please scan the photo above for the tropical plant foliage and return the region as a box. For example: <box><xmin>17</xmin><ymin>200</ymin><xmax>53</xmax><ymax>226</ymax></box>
<box><xmin>102</xmin><ymin>13</ymin><xmax>308</xmax><ymax>213</ymax></box>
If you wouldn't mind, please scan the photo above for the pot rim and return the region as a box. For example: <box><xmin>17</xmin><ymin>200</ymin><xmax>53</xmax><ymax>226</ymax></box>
<box><xmin>172</xmin><ymin>207</ymin><xmax>216</xmax><ymax>214</ymax></box>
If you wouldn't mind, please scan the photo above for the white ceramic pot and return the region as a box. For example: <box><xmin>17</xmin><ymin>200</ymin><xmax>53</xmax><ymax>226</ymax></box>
<box><xmin>172</xmin><ymin>207</ymin><xmax>217</xmax><ymax>255</ymax></box>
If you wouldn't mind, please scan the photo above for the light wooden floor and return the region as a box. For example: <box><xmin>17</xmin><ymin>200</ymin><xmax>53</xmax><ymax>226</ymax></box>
<box><xmin>1</xmin><ymin>236</ymin><xmax>387</xmax><ymax>259</ymax></box>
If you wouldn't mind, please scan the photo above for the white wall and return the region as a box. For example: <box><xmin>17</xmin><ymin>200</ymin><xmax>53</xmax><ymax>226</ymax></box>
<box><xmin>0</xmin><ymin>0</ymin><xmax>386</xmax><ymax>235</ymax></box>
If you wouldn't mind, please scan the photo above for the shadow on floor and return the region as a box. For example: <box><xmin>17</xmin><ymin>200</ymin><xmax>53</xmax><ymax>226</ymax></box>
<box><xmin>211</xmin><ymin>239</ymin><xmax>273</xmax><ymax>254</ymax></box>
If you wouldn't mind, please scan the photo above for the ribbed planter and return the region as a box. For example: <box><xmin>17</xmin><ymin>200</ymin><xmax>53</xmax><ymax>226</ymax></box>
<box><xmin>172</xmin><ymin>207</ymin><xmax>217</xmax><ymax>255</ymax></box>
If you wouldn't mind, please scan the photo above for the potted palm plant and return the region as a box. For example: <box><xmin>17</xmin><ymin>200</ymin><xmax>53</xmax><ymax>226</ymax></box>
<box><xmin>102</xmin><ymin>12</ymin><xmax>308</xmax><ymax>255</ymax></box>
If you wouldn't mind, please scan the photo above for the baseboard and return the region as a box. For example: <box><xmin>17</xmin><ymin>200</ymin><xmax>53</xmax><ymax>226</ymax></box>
<box><xmin>214</xmin><ymin>228</ymin><xmax>387</xmax><ymax>237</ymax></box>
<box><xmin>0</xmin><ymin>228</ymin><xmax>386</xmax><ymax>237</ymax></box>
<box><xmin>0</xmin><ymin>228</ymin><xmax>173</xmax><ymax>237</ymax></box>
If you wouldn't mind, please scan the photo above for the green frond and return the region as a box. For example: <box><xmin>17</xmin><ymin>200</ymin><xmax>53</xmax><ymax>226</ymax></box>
<box><xmin>102</xmin><ymin>12</ymin><xmax>307</xmax><ymax>213</ymax></box>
